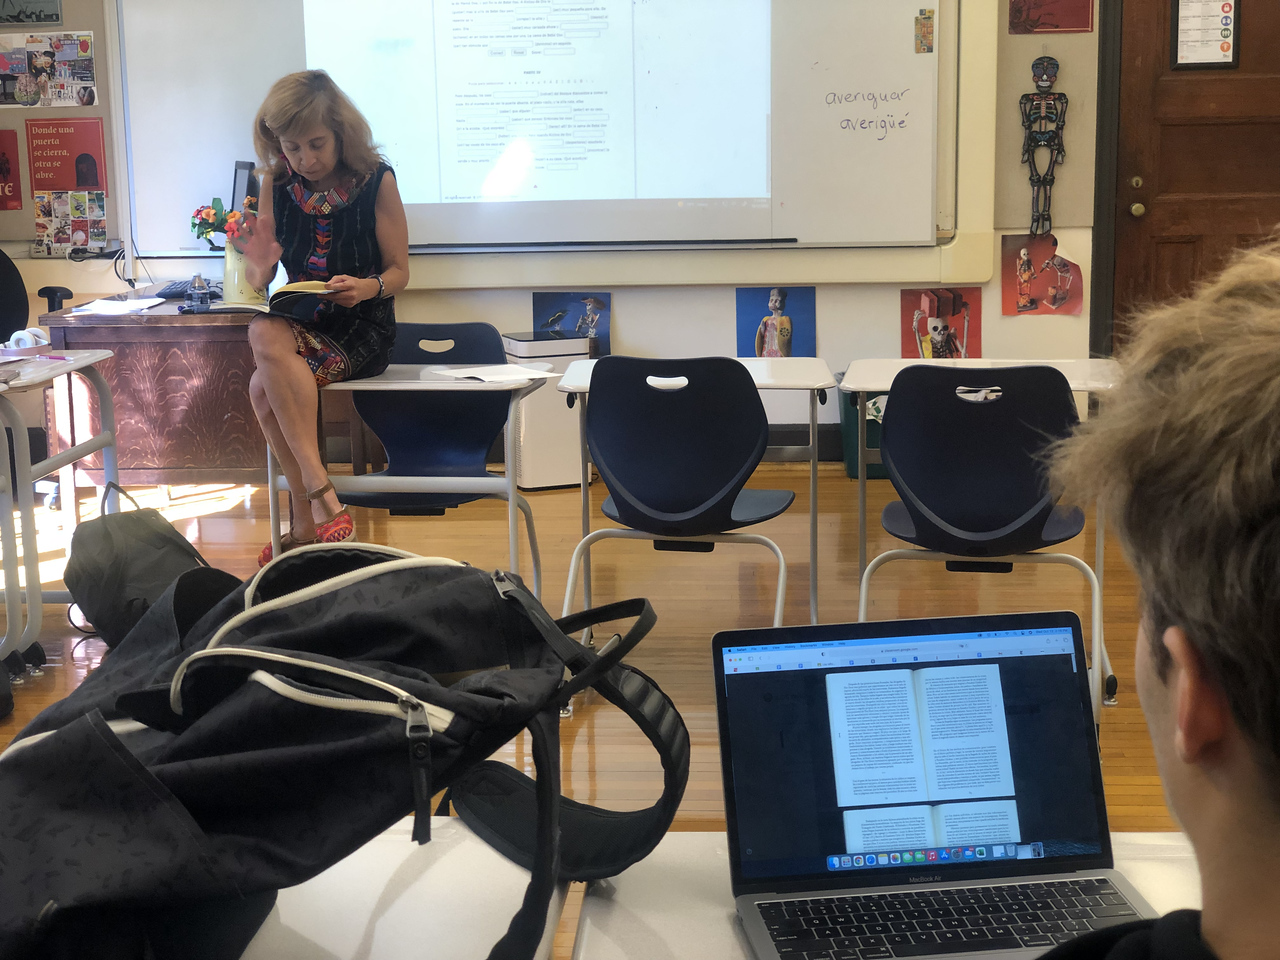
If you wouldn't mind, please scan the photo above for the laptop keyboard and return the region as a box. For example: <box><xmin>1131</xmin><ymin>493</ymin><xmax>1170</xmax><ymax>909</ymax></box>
<box><xmin>759</xmin><ymin>877</ymin><xmax>1139</xmax><ymax>958</ymax></box>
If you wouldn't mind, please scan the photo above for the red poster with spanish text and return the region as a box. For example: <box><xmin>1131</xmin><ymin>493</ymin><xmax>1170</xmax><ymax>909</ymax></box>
<box><xmin>25</xmin><ymin>118</ymin><xmax>107</xmax><ymax>195</ymax></box>
<box><xmin>0</xmin><ymin>130</ymin><xmax>20</xmax><ymax>210</ymax></box>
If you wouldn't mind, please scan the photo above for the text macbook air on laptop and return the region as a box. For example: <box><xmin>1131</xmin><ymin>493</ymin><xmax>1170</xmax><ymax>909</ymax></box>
<box><xmin>712</xmin><ymin>611</ymin><xmax>1158</xmax><ymax>960</ymax></box>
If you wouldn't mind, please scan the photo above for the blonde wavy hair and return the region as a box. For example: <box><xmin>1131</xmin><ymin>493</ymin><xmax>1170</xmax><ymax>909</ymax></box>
<box><xmin>1048</xmin><ymin>239</ymin><xmax>1280</xmax><ymax>799</ymax></box>
<box><xmin>252</xmin><ymin>70</ymin><xmax>383</xmax><ymax>184</ymax></box>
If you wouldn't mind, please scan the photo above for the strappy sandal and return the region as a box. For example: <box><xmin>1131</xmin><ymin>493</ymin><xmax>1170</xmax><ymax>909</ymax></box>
<box><xmin>257</xmin><ymin>528</ymin><xmax>317</xmax><ymax>569</ymax></box>
<box><xmin>307</xmin><ymin>480</ymin><xmax>356</xmax><ymax>545</ymax></box>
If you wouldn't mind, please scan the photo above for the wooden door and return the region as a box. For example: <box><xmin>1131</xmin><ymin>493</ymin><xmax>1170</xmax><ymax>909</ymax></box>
<box><xmin>1112</xmin><ymin>0</ymin><xmax>1280</xmax><ymax>344</ymax></box>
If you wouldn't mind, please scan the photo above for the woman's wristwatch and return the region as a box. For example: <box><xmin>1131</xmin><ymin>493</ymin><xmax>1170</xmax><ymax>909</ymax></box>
<box><xmin>373</xmin><ymin>274</ymin><xmax>385</xmax><ymax>299</ymax></box>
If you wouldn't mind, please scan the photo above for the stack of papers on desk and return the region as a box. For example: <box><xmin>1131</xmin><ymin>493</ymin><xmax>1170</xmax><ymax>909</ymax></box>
<box><xmin>70</xmin><ymin>297</ymin><xmax>163</xmax><ymax>315</ymax></box>
<box><xmin>431</xmin><ymin>364</ymin><xmax>557</xmax><ymax>382</ymax></box>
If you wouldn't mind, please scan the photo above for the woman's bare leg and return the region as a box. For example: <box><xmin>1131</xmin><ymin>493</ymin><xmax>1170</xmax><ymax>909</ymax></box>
<box><xmin>247</xmin><ymin>318</ymin><xmax>343</xmax><ymax>533</ymax></box>
<box><xmin>249</xmin><ymin>368</ymin><xmax>314</xmax><ymax>540</ymax></box>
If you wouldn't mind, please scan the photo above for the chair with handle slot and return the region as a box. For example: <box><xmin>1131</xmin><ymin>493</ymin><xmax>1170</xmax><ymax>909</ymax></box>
<box><xmin>562</xmin><ymin>355</ymin><xmax>795</xmax><ymax>628</ymax></box>
<box><xmin>858</xmin><ymin>364</ymin><xmax>1115</xmax><ymax>722</ymax></box>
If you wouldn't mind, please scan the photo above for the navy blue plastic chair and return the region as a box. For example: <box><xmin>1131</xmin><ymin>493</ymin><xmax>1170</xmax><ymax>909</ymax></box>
<box><xmin>858</xmin><ymin>364</ymin><xmax>1111</xmax><ymax>717</ymax></box>
<box><xmin>562</xmin><ymin>356</ymin><xmax>794</xmax><ymax>626</ymax></box>
<box><xmin>341</xmin><ymin>322</ymin><xmax>541</xmax><ymax>594</ymax></box>
<box><xmin>0</xmin><ymin>249</ymin><xmax>68</xmax><ymax>514</ymax></box>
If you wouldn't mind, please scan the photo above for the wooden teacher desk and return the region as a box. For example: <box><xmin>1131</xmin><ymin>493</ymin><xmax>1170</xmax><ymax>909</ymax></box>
<box><xmin>41</xmin><ymin>297</ymin><xmax>267</xmax><ymax>504</ymax></box>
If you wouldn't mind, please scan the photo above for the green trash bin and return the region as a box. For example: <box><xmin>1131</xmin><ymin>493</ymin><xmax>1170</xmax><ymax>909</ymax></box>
<box><xmin>836</xmin><ymin>373</ymin><xmax>889</xmax><ymax>480</ymax></box>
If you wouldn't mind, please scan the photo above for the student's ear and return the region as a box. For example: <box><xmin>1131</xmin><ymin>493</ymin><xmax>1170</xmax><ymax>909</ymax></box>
<box><xmin>1163</xmin><ymin>627</ymin><xmax>1231</xmax><ymax>764</ymax></box>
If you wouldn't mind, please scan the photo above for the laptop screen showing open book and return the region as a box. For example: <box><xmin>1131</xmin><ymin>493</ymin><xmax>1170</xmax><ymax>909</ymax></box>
<box><xmin>713</xmin><ymin>611</ymin><xmax>1111</xmax><ymax>896</ymax></box>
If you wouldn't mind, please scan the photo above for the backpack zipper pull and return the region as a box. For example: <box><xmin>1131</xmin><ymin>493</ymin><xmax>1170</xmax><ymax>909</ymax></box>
<box><xmin>402</xmin><ymin>697</ymin><xmax>434</xmax><ymax>844</ymax></box>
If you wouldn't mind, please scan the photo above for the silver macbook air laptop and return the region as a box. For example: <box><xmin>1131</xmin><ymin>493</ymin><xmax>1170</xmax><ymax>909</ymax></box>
<box><xmin>712</xmin><ymin>611</ymin><xmax>1158</xmax><ymax>960</ymax></box>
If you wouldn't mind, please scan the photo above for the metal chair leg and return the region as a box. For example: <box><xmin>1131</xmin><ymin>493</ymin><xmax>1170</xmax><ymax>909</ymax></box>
<box><xmin>858</xmin><ymin>548</ymin><xmax>1105</xmax><ymax>725</ymax></box>
<box><xmin>513</xmin><ymin>493</ymin><xmax>542</xmax><ymax>599</ymax></box>
<box><xmin>562</xmin><ymin>528</ymin><xmax>788</xmax><ymax>628</ymax></box>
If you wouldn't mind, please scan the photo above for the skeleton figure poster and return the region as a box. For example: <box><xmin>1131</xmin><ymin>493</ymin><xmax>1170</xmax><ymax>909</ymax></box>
<box><xmin>1000</xmin><ymin>233</ymin><xmax>1083</xmax><ymax>315</ymax></box>
<box><xmin>532</xmin><ymin>291</ymin><xmax>611</xmax><ymax>355</ymax></box>
<box><xmin>736</xmin><ymin>286</ymin><xmax>816</xmax><ymax>358</ymax></box>
<box><xmin>900</xmin><ymin>288</ymin><xmax>982</xmax><ymax>359</ymax></box>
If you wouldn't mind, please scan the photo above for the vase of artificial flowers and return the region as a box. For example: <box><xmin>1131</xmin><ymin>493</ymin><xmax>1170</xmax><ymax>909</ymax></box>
<box><xmin>191</xmin><ymin>197</ymin><xmax>264</xmax><ymax>305</ymax></box>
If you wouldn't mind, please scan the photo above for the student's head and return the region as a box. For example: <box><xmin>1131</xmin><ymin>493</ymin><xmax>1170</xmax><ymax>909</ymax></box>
<box><xmin>1049</xmin><ymin>241</ymin><xmax>1280</xmax><ymax>819</ymax></box>
<box><xmin>252</xmin><ymin>70</ymin><xmax>381</xmax><ymax>184</ymax></box>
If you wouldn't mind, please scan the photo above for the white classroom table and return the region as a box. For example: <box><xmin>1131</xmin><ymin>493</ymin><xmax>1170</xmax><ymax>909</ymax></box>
<box><xmin>838</xmin><ymin>358</ymin><xmax>1122</xmax><ymax>579</ymax></box>
<box><xmin>572</xmin><ymin>831</ymin><xmax>1199</xmax><ymax>960</ymax></box>
<box><xmin>268</xmin><ymin>363</ymin><xmax>546</xmax><ymax>593</ymax></box>
<box><xmin>558</xmin><ymin>357</ymin><xmax>837</xmax><ymax>625</ymax></box>
<box><xmin>242</xmin><ymin>816</ymin><xmax>566</xmax><ymax>960</ymax></box>
<box><xmin>0</xmin><ymin>350</ymin><xmax>118</xmax><ymax>660</ymax></box>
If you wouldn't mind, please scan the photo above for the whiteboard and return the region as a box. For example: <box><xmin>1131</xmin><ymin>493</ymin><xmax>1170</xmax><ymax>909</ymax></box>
<box><xmin>772</xmin><ymin>2</ymin><xmax>939</xmax><ymax>245</ymax></box>
<box><xmin>117</xmin><ymin>0</ymin><xmax>950</xmax><ymax>254</ymax></box>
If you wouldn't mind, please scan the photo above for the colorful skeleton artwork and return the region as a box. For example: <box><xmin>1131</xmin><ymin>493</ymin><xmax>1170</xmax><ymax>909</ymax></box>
<box><xmin>911</xmin><ymin>289</ymin><xmax>970</xmax><ymax>359</ymax></box>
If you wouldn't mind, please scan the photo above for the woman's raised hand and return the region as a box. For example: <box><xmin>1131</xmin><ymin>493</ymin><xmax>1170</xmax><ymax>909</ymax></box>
<box><xmin>230</xmin><ymin>211</ymin><xmax>283</xmax><ymax>288</ymax></box>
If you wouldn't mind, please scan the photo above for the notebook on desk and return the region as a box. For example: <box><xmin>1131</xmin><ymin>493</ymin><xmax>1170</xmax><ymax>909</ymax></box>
<box><xmin>712</xmin><ymin>611</ymin><xmax>1158</xmax><ymax>960</ymax></box>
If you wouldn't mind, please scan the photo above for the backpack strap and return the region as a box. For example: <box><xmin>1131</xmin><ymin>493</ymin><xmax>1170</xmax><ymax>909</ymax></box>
<box><xmin>451</xmin><ymin>575</ymin><xmax>689</xmax><ymax>883</ymax></box>
<box><xmin>100</xmin><ymin>480</ymin><xmax>141</xmax><ymax>514</ymax></box>
<box><xmin>484</xmin><ymin>706</ymin><xmax>561</xmax><ymax>960</ymax></box>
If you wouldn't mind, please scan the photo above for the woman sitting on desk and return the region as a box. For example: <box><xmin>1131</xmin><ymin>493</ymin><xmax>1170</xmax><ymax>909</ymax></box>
<box><xmin>235</xmin><ymin>69</ymin><xmax>409</xmax><ymax>566</ymax></box>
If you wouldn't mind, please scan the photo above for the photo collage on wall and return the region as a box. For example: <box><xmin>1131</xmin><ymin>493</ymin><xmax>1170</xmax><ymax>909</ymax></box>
<box><xmin>33</xmin><ymin>187</ymin><xmax>104</xmax><ymax>251</ymax></box>
<box><xmin>0</xmin><ymin>32</ymin><xmax>94</xmax><ymax>107</ymax></box>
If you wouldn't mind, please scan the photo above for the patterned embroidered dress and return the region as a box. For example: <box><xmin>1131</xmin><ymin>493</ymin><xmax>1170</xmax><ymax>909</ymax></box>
<box><xmin>273</xmin><ymin>161</ymin><xmax>396</xmax><ymax>385</ymax></box>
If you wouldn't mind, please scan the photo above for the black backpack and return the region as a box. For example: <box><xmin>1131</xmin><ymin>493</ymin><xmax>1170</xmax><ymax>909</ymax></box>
<box><xmin>62</xmin><ymin>482</ymin><xmax>227</xmax><ymax>648</ymax></box>
<box><xmin>0</xmin><ymin>543</ymin><xmax>688</xmax><ymax>960</ymax></box>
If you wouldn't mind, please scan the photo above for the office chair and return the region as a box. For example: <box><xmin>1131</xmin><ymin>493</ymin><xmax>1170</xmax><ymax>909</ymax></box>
<box><xmin>857</xmin><ymin>364</ymin><xmax>1114</xmax><ymax>720</ymax></box>
<box><xmin>341</xmin><ymin>322</ymin><xmax>542</xmax><ymax>595</ymax></box>
<box><xmin>0</xmin><ymin>247</ymin><xmax>72</xmax><ymax>341</ymax></box>
<box><xmin>562</xmin><ymin>356</ymin><xmax>795</xmax><ymax>627</ymax></box>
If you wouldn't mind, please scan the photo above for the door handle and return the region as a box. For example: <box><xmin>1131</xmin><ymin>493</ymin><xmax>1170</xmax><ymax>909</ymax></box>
<box><xmin>1129</xmin><ymin>202</ymin><xmax>1147</xmax><ymax>218</ymax></box>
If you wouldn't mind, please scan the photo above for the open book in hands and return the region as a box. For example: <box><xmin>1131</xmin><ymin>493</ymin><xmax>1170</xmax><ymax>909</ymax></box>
<box><xmin>210</xmin><ymin>280</ymin><xmax>333</xmax><ymax>315</ymax></box>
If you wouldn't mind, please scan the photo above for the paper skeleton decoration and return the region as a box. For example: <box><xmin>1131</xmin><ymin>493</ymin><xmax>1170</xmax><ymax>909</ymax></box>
<box><xmin>1020</xmin><ymin>56</ymin><xmax>1068</xmax><ymax>236</ymax></box>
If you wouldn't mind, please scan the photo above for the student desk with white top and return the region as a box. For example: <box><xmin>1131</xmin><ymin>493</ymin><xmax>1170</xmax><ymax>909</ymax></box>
<box><xmin>269</xmin><ymin>364</ymin><xmax>547</xmax><ymax>591</ymax></box>
<box><xmin>0</xmin><ymin>350</ymin><xmax>118</xmax><ymax>660</ymax></box>
<box><xmin>242</xmin><ymin>816</ymin><xmax>566</xmax><ymax>960</ymax></box>
<box><xmin>571</xmin><ymin>831</ymin><xmax>1199</xmax><ymax>960</ymax></box>
<box><xmin>558</xmin><ymin>357</ymin><xmax>837</xmax><ymax>625</ymax></box>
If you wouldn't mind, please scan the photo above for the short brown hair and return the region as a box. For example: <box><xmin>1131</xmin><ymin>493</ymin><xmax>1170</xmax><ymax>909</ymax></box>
<box><xmin>252</xmin><ymin>70</ymin><xmax>383</xmax><ymax>184</ymax></box>
<box><xmin>1049</xmin><ymin>240</ymin><xmax>1280</xmax><ymax>796</ymax></box>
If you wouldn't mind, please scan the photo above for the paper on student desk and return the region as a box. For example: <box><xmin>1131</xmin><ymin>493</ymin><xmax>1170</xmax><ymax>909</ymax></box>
<box><xmin>70</xmin><ymin>297</ymin><xmax>163</xmax><ymax>315</ymax></box>
<box><xmin>431</xmin><ymin>364</ymin><xmax>557</xmax><ymax>382</ymax></box>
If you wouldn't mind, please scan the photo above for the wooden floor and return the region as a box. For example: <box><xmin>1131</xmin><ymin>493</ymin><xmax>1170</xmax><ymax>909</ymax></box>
<box><xmin>0</xmin><ymin>464</ymin><xmax>1176</xmax><ymax>955</ymax></box>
